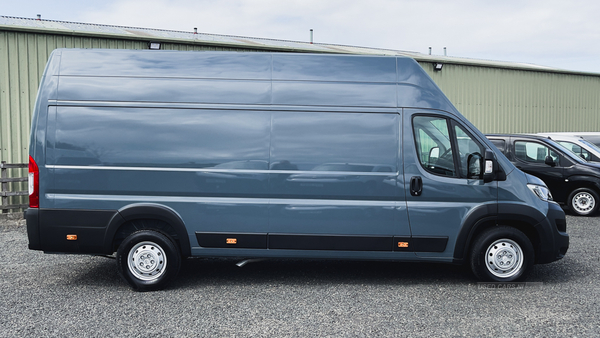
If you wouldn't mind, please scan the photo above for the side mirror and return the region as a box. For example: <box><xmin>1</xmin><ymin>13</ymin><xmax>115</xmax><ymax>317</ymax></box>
<box><xmin>545</xmin><ymin>155</ymin><xmax>556</xmax><ymax>167</ymax></box>
<box><xmin>483</xmin><ymin>149</ymin><xmax>496</xmax><ymax>183</ymax></box>
<box><xmin>429</xmin><ymin>147</ymin><xmax>439</xmax><ymax>163</ymax></box>
<box><xmin>467</xmin><ymin>152</ymin><xmax>482</xmax><ymax>179</ymax></box>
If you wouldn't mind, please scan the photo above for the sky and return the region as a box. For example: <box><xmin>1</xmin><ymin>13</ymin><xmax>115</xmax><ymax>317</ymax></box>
<box><xmin>2</xmin><ymin>0</ymin><xmax>600</xmax><ymax>73</ymax></box>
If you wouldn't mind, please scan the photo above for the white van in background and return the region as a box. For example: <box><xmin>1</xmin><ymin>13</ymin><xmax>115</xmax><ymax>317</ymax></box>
<box><xmin>538</xmin><ymin>133</ymin><xmax>600</xmax><ymax>162</ymax></box>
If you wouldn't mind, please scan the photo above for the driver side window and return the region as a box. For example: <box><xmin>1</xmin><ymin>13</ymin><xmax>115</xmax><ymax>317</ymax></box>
<box><xmin>413</xmin><ymin>116</ymin><xmax>456</xmax><ymax>177</ymax></box>
<box><xmin>514</xmin><ymin>141</ymin><xmax>559</xmax><ymax>165</ymax></box>
<box><xmin>413</xmin><ymin>115</ymin><xmax>485</xmax><ymax>179</ymax></box>
<box><xmin>454</xmin><ymin>123</ymin><xmax>484</xmax><ymax>178</ymax></box>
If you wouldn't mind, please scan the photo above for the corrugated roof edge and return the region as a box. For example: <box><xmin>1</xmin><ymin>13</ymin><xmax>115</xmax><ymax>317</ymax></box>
<box><xmin>2</xmin><ymin>15</ymin><xmax>599</xmax><ymax>77</ymax></box>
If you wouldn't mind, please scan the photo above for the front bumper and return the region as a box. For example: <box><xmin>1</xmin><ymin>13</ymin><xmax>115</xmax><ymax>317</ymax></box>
<box><xmin>535</xmin><ymin>202</ymin><xmax>569</xmax><ymax>264</ymax></box>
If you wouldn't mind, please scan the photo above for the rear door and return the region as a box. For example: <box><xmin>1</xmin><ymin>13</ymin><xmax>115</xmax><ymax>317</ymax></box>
<box><xmin>403</xmin><ymin>109</ymin><xmax>498</xmax><ymax>259</ymax></box>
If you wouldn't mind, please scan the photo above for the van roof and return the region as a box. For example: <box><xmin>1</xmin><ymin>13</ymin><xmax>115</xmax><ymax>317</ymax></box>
<box><xmin>47</xmin><ymin>49</ymin><xmax>460</xmax><ymax>112</ymax></box>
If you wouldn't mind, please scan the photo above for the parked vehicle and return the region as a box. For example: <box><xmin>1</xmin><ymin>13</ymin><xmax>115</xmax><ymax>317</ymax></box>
<box><xmin>27</xmin><ymin>49</ymin><xmax>569</xmax><ymax>290</ymax></box>
<box><xmin>577</xmin><ymin>133</ymin><xmax>600</xmax><ymax>148</ymax></box>
<box><xmin>537</xmin><ymin>132</ymin><xmax>600</xmax><ymax>149</ymax></box>
<box><xmin>537</xmin><ymin>133</ymin><xmax>600</xmax><ymax>162</ymax></box>
<box><xmin>487</xmin><ymin>134</ymin><xmax>600</xmax><ymax>216</ymax></box>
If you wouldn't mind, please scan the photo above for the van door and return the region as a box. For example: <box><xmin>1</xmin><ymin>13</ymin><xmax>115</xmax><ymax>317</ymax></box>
<box><xmin>511</xmin><ymin>138</ymin><xmax>567</xmax><ymax>201</ymax></box>
<box><xmin>268</xmin><ymin>111</ymin><xmax>411</xmax><ymax>253</ymax></box>
<box><xmin>403</xmin><ymin>109</ymin><xmax>498</xmax><ymax>259</ymax></box>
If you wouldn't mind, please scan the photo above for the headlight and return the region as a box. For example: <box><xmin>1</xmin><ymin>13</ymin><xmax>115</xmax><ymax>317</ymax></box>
<box><xmin>527</xmin><ymin>184</ymin><xmax>553</xmax><ymax>201</ymax></box>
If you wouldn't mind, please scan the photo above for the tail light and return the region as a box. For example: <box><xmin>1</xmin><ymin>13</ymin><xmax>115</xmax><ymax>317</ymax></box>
<box><xmin>28</xmin><ymin>155</ymin><xmax>39</xmax><ymax>208</ymax></box>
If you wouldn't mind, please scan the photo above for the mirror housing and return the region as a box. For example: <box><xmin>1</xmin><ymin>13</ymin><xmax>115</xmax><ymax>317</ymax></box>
<box><xmin>545</xmin><ymin>155</ymin><xmax>556</xmax><ymax>167</ymax></box>
<box><xmin>483</xmin><ymin>149</ymin><xmax>502</xmax><ymax>183</ymax></box>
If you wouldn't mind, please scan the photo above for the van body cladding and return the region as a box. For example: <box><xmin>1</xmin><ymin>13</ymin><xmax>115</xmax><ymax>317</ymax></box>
<box><xmin>26</xmin><ymin>49</ymin><xmax>568</xmax><ymax>273</ymax></box>
<box><xmin>195</xmin><ymin>232</ymin><xmax>448</xmax><ymax>252</ymax></box>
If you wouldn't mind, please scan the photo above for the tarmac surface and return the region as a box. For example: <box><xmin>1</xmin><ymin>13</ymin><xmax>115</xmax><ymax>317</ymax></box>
<box><xmin>1</xmin><ymin>213</ymin><xmax>599</xmax><ymax>337</ymax></box>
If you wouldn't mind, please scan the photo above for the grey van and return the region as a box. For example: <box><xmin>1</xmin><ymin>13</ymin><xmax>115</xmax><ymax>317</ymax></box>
<box><xmin>26</xmin><ymin>49</ymin><xmax>569</xmax><ymax>290</ymax></box>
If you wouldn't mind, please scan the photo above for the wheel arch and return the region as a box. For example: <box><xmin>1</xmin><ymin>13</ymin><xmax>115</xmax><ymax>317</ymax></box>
<box><xmin>454</xmin><ymin>203</ymin><xmax>546</xmax><ymax>265</ymax></box>
<box><xmin>565</xmin><ymin>176</ymin><xmax>600</xmax><ymax>198</ymax></box>
<box><xmin>104</xmin><ymin>203</ymin><xmax>191</xmax><ymax>257</ymax></box>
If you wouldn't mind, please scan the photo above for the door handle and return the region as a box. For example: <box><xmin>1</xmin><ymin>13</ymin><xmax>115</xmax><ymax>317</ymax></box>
<box><xmin>410</xmin><ymin>176</ymin><xmax>423</xmax><ymax>196</ymax></box>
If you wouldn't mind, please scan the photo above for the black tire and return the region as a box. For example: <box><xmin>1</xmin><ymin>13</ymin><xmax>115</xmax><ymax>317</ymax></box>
<box><xmin>470</xmin><ymin>226</ymin><xmax>534</xmax><ymax>282</ymax></box>
<box><xmin>116</xmin><ymin>230</ymin><xmax>181</xmax><ymax>291</ymax></box>
<box><xmin>568</xmin><ymin>188</ymin><xmax>599</xmax><ymax>216</ymax></box>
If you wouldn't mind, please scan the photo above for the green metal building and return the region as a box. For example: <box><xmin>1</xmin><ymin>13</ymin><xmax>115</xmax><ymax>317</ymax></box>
<box><xmin>2</xmin><ymin>16</ymin><xmax>600</xmax><ymax>210</ymax></box>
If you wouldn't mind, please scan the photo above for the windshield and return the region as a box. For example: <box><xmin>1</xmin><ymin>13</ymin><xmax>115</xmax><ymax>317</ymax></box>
<box><xmin>580</xmin><ymin>135</ymin><xmax>600</xmax><ymax>148</ymax></box>
<box><xmin>580</xmin><ymin>139</ymin><xmax>600</xmax><ymax>153</ymax></box>
<box><xmin>552</xmin><ymin>141</ymin><xmax>588</xmax><ymax>164</ymax></box>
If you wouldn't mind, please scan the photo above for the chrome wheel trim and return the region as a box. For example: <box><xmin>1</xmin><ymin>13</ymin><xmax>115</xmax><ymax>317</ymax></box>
<box><xmin>485</xmin><ymin>239</ymin><xmax>523</xmax><ymax>278</ymax></box>
<box><xmin>572</xmin><ymin>191</ymin><xmax>595</xmax><ymax>215</ymax></box>
<box><xmin>127</xmin><ymin>241</ymin><xmax>167</xmax><ymax>281</ymax></box>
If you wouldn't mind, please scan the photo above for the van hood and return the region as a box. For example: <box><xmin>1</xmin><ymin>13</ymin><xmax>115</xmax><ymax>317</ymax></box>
<box><xmin>525</xmin><ymin>173</ymin><xmax>548</xmax><ymax>187</ymax></box>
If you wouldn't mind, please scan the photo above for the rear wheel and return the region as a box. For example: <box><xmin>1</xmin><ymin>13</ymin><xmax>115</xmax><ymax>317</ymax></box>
<box><xmin>568</xmin><ymin>188</ymin><xmax>599</xmax><ymax>216</ymax></box>
<box><xmin>117</xmin><ymin>230</ymin><xmax>181</xmax><ymax>291</ymax></box>
<box><xmin>470</xmin><ymin>226</ymin><xmax>534</xmax><ymax>282</ymax></box>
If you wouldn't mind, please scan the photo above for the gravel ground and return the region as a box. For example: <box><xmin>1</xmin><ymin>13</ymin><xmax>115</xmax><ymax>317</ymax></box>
<box><xmin>1</xmin><ymin>214</ymin><xmax>599</xmax><ymax>337</ymax></box>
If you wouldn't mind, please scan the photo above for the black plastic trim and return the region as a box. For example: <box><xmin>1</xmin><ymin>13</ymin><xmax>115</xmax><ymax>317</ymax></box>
<box><xmin>269</xmin><ymin>234</ymin><xmax>393</xmax><ymax>251</ymax></box>
<box><xmin>26</xmin><ymin>208</ymin><xmax>41</xmax><ymax>250</ymax></box>
<box><xmin>108</xmin><ymin>204</ymin><xmax>191</xmax><ymax>257</ymax></box>
<box><xmin>451</xmin><ymin>202</ymin><xmax>569</xmax><ymax>265</ymax></box>
<box><xmin>27</xmin><ymin>206</ymin><xmax>192</xmax><ymax>257</ymax></box>
<box><xmin>534</xmin><ymin>202</ymin><xmax>569</xmax><ymax>264</ymax></box>
<box><xmin>410</xmin><ymin>236</ymin><xmax>448</xmax><ymax>252</ymax></box>
<box><xmin>197</xmin><ymin>232</ymin><xmax>267</xmax><ymax>249</ymax></box>
<box><xmin>35</xmin><ymin>208</ymin><xmax>117</xmax><ymax>254</ymax></box>
<box><xmin>452</xmin><ymin>203</ymin><xmax>498</xmax><ymax>260</ymax></box>
<box><xmin>194</xmin><ymin>232</ymin><xmax>448</xmax><ymax>252</ymax></box>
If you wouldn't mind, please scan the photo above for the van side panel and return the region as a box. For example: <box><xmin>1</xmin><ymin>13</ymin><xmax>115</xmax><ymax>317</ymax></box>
<box><xmin>268</xmin><ymin>111</ymin><xmax>409</xmax><ymax>240</ymax></box>
<box><xmin>47</xmin><ymin>107</ymin><xmax>272</xmax><ymax>251</ymax></box>
<box><xmin>57</xmin><ymin>77</ymin><xmax>272</xmax><ymax>105</ymax></box>
<box><xmin>58</xmin><ymin>51</ymin><xmax>273</xmax><ymax>79</ymax></box>
<box><xmin>46</xmin><ymin>106</ymin><xmax>411</xmax><ymax>254</ymax></box>
<box><xmin>49</xmin><ymin>107</ymin><xmax>271</xmax><ymax>170</ymax></box>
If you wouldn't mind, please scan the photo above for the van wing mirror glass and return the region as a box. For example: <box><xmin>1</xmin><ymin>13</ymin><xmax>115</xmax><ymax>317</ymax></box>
<box><xmin>467</xmin><ymin>152</ymin><xmax>482</xmax><ymax>179</ymax></box>
<box><xmin>429</xmin><ymin>147</ymin><xmax>439</xmax><ymax>163</ymax></box>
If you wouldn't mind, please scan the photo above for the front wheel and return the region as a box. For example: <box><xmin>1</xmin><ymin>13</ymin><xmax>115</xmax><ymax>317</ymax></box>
<box><xmin>470</xmin><ymin>226</ymin><xmax>534</xmax><ymax>282</ymax></box>
<box><xmin>568</xmin><ymin>188</ymin><xmax>599</xmax><ymax>216</ymax></box>
<box><xmin>116</xmin><ymin>230</ymin><xmax>181</xmax><ymax>291</ymax></box>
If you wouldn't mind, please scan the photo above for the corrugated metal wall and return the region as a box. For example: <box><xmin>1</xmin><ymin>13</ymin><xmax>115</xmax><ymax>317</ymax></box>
<box><xmin>421</xmin><ymin>62</ymin><xmax>600</xmax><ymax>134</ymax></box>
